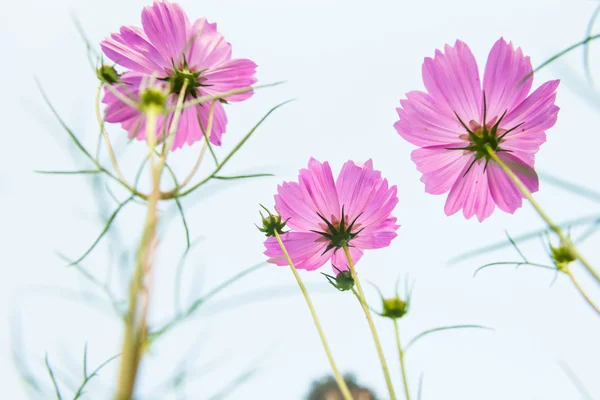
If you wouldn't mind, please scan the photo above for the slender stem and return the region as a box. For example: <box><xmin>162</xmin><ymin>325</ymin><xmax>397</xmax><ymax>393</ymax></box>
<box><xmin>394</xmin><ymin>320</ymin><xmax>411</xmax><ymax>400</ymax></box>
<box><xmin>274</xmin><ymin>232</ymin><xmax>353</xmax><ymax>400</ymax></box>
<box><xmin>566</xmin><ymin>269</ymin><xmax>600</xmax><ymax>315</ymax></box>
<box><xmin>177</xmin><ymin>101</ymin><xmax>216</xmax><ymax>190</ymax></box>
<box><xmin>95</xmin><ymin>83</ymin><xmax>131</xmax><ymax>190</ymax></box>
<box><xmin>484</xmin><ymin>145</ymin><xmax>600</xmax><ymax>284</ymax></box>
<box><xmin>114</xmin><ymin>84</ymin><xmax>189</xmax><ymax>400</ymax></box>
<box><xmin>342</xmin><ymin>245</ymin><xmax>396</xmax><ymax>400</ymax></box>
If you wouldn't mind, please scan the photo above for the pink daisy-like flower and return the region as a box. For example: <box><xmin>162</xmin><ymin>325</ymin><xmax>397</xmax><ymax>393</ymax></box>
<box><xmin>394</xmin><ymin>38</ymin><xmax>559</xmax><ymax>221</ymax></box>
<box><xmin>101</xmin><ymin>0</ymin><xmax>257</xmax><ymax>150</ymax></box>
<box><xmin>264</xmin><ymin>158</ymin><xmax>399</xmax><ymax>271</ymax></box>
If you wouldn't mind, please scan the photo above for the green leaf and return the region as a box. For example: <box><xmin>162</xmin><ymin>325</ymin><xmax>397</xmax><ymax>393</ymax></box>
<box><xmin>213</xmin><ymin>173</ymin><xmax>274</xmax><ymax>181</ymax></box>
<box><xmin>68</xmin><ymin>195</ymin><xmax>134</xmax><ymax>266</ymax></box>
<box><xmin>524</xmin><ymin>33</ymin><xmax>600</xmax><ymax>82</ymax></box>
<box><xmin>539</xmin><ymin>172</ymin><xmax>600</xmax><ymax>203</ymax></box>
<box><xmin>34</xmin><ymin>170</ymin><xmax>101</xmax><ymax>175</ymax></box>
<box><xmin>558</xmin><ymin>360</ymin><xmax>594</xmax><ymax>400</ymax></box>
<box><xmin>178</xmin><ymin>100</ymin><xmax>294</xmax><ymax>198</ymax></box>
<box><xmin>73</xmin><ymin>349</ymin><xmax>120</xmax><ymax>400</ymax></box>
<box><xmin>44</xmin><ymin>353</ymin><xmax>63</xmax><ymax>400</ymax></box>
<box><xmin>584</xmin><ymin>5</ymin><xmax>600</xmax><ymax>85</ymax></box>
<box><xmin>473</xmin><ymin>261</ymin><xmax>555</xmax><ymax>277</ymax></box>
<box><xmin>448</xmin><ymin>214</ymin><xmax>600</xmax><ymax>263</ymax></box>
<box><xmin>163</xmin><ymin>162</ymin><xmax>191</xmax><ymax>253</ymax></box>
<box><xmin>404</xmin><ymin>325</ymin><xmax>493</xmax><ymax>353</ymax></box>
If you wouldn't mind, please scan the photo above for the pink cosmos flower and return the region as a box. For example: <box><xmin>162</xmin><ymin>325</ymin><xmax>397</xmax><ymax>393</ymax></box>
<box><xmin>101</xmin><ymin>0</ymin><xmax>257</xmax><ymax>150</ymax></box>
<box><xmin>394</xmin><ymin>38</ymin><xmax>559</xmax><ymax>221</ymax></box>
<box><xmin>264</xmin><ymin>159</ymin><xmax>399</xmax><ymax>271</ymax></box>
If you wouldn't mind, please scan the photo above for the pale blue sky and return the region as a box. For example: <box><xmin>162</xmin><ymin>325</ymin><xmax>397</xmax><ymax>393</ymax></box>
<box><xmin>1</xmin><ymin>0</ymin><xmax>600</xmax><ymax>399</ymax></box>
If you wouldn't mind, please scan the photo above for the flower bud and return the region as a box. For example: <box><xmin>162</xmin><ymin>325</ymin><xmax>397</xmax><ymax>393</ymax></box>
<box><xmin>322</xmin><ymin>268</ymin><xmax>355</xmax><ymax>291</ymax></box>
<box><xmin>96</xmin><ymin>64</ymin><xmax>121</xmax><ymax>85</ymax></box>
<box><xmin>140</xmin><ymin>87</ymin><xmax>167</xmax><ymax>115</ymax></box>
<box><xmin>550</xmin><ymin>242</ymin><xmax>576</xmax><ymax>272</ymax></box>
<box><xmin>381</xmin><ymin>296</ymin><xmax>408</xmax><ymax>319</ymax></box>
<box><xmin>256</xmin><ymin>205</ymin><xmax>287</xmax><ymax>237</ymax></box>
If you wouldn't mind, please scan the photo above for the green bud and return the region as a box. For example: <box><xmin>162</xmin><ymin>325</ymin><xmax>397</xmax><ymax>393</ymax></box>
<box><xmin>140</xmin><ymin>88</ymin><xmax>167</xmax><ymax>114</ymax></box>
<box><xmin>322</xmin><ymin>268</ymin><xmax>355</xmax><ymax>292</ymax></box>
<box><xmin>550</xmin><ymin>242</ymin><xmax>576</xmax><ymax>272</ymax></box>
<box><xmin>256</xmin><ymin>205</ymin><xmax>287</xmax><ymax>237</ymax></box>
<box><xmin>381</xmin><ymin>296</ymin><xmax>408</xmax><ymax>319</ymax></box>
<box><xmin>96</xmin><ymin>65</ymin><xmax>121</xmax><ymax>85</ymax></box>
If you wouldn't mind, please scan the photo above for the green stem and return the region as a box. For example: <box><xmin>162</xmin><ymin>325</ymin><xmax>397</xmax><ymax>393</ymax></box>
<box><xmin>114</xmin><ymin>83</ymin><xmax>189</xmax><ymax>400</ymax></box>
<box><xmin>274</xmin><ymin>232</ymin><xmax>353</xmax><ymax>400</ymax></box>
<box><xmin>484</xmin><ymin>145</ymin><xmax>600</xmax><ymax>284</ymax></box>
<box><xmin>394</xmin><ymin>320</ymin><xmax>411</xmax><ymax>400</ymax></box>
<box><xmin>566</xmin><ymin>269</ymin><xmax>600</xmax><ymax>315</ymax></box>
<box><xmin>342</xmin><ymin>245</ymin><xmax>396</xmax><ymax>400</ymax></box>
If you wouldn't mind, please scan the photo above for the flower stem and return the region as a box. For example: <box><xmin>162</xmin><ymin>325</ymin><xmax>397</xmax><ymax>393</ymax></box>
<box><xmin>114</xmin><ymin>83</ymin><xmax>189</xmax><ymax>400</ymax></box>
<box><xmin>342</xmin><ymin>245</ymin><xmax>397</xmax><ymax>400</ymax></box>
<box><xmin>274</xmin><ymin>232</ymin><xmax>353</xmax><ymax>400</ymax></box>
<box><xmin>394</xmin><ymin>319</ymin><xmax>411</xmax><ymax>400</ymax></box>
<box><xmin>484</xmin><ymin>145</ymin><xmax>600</xmax><ymax>284</ymax></box>
<box><xmin>565</xmin><ymin>269</ymin><xmax>600</xmax><ymax>315</ymax></box>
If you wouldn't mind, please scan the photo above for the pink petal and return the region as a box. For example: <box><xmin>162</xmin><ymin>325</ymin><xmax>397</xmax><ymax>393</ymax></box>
<box><xmin>483</xmin><ymin>38</ymin><xmax>533</xmax><ymax>119</ymax></box>
<box><xmin>444</xmin><ymin>158</ymin><xmax>495</xmax><ymax>221</ymax></box>
<box><xmin>101</xmin><ymin>26</ymin><xmax>168</xmax><ymax>74</ymax></box>
<box><xmin>202</xmin><ymin>59</ymin><xmax>258</xmax><ymax>102</ymax></box>
<box><xmin>487</xmin><ymin>152</ymin><xmax>539</xmax><ymax>213</ymax></box>
<box><xmin>422</xmin><ymin>40</ymin><xmax>482</xmax><ymax>124</ymax></box>
<box><xmin>394</xmin><ymin>91</ymin><xmax>465</xmax><ymax>147</ymax></box>
<box><xmin>411</xmin><ymin>144</ymin><xmax>470</xmax><ymax>194</ymax></box>
<box><xmin>330</xmin><ymin>246</ymin><xmax>364</xmax><ymax>272</ymax></box>
<box><xmin>336</xmin><ymin>159</ymin><xmax>382</xmax><ymax>220</ymax></box>
<box><xmin>186</xmin><ymin>18</ymin><xmax>232</xmax><ymax>70</ymax></box>
<box><xmin>141</xmin><ymin>0</ymin><xmax>191</xmax><ymax>63</ymax></box>
<box><xmin>502</xmin><ymin>80</ymin><xmax>560</xmax><ymax>135</ymax></box>
<box><xmin>103</xmin><ymin>72</ymin><xmax>144</xmax><ymax>124</ymax></box>
<box><xmin>298</xmin><ymin>159</ymin><xmax>341</xmax><ymax>224</ymax></box>
<box><xmin>275</xmin><ymin>182</ymin><xmax>324</xmax><ymax>232</ymax></box>
<box><xmin>264</xmin><ymin>232</ymin><xmax>332</xmax><ymax>271</ymax></box>
<box><xmin>352</xmin><ymin>218</ymin><xmax>399</xmax><ymax>250</ymax></box>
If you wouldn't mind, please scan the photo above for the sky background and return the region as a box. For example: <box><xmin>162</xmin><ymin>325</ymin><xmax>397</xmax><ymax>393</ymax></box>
<box><xmin>1</xmin><ymin>0</ymin><xmax>600</xmax><ymax>399</ymax></box>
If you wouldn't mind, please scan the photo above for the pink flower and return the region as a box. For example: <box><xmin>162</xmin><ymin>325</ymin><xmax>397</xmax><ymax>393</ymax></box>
<box><xmin>264</xmin><ymin>159</ymin><xmax>399</xmax><ymax>271</ymax></box>
<box><xmin>100</xmin><ymin>1</ymin><xmax>257</xmax><ymax>150</ymax></box>
<box><xmin>394</xmin><ymin>38</ymin><xmax>559</xmax><ymax>221</ymax></box>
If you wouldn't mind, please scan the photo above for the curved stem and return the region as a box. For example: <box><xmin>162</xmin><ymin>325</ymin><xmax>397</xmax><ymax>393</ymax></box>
<box><xmin>177</xmin><ymin>100</ymin><xmax>216</xmax><ymax>190</ymax></box>
<box><xmin>274</xmin><ymin>232</ymin><xmax>353</xmax><ymax>400</ymax></box>
<box><xmin>394</xmin><ymin>320</ymin><xmax>411</xmax><ymax>400</ymax></box>
<box><xmin>484</xmin><ymin>145</ymin><xmax>600</xmax><ymax>284</ymax></box>
<box><xmin>342</xmin><ymin>245</ymin><xmax>396</xmax><ymax>400</ymax></box>
<box><xmin>566</xmin><ymin>269</ymin><xmax>600</xmax><ymax>315</ymax></box>
<box><xmin>95</xmin><ymin>83</ymin><xmax>131</xmax><ymax>190</ymax></box>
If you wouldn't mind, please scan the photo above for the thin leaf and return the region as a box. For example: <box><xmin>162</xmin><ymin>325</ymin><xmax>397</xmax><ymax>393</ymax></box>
<box><xmin>417</xmin><ymin>372</ymin><xmax>424</xmax><ymax>400</ymax></box>
<box><xmin>163</xmin><ymin>162</ymin><xmax>191</xmax><ymax>253</ymax></box>
<box><xmin>206</xmin><ymin>367</ymin><xmax>257</xmax><ymax>400</ymax></box>
<box><xmin>178</xmin><ymin>100</ymin><xmax>294</xmax><ymax>198</ymax></box>
<box><xmin>584</xmin><ymin>4</ymin><xmax>600</xmax><ymax>85</ymax></box>
<box><xmin>45</xmin><ymin>354</ymin><xmax>63</xmax><ymax>400</ymax></box>
<box><xmin>558</xmin><ymin>360</ymin><xmax>594</xmax><ymax>400</ymax></box>
<box><xmin>448</xmin><ymin>214</ymin><xmax>600</xmax><ymax>263</ymax></box>
<box><xmin>473</xmin><ymin>261</ymin><xmax>555</xmax><ymax>277</ymax></box>
<box><xmin>506</xmin><ymin>231</ymin><xmax>527</xmax><ymax>262</ymax></box>
<box><xmin>404</xmin><ymin>325</ymin><xmax>493</xmax><ymax>353</ymax></box>
<box><xmin>36</xmin><ymin>80</ymin><xmax>95</xmax><ymax>163</ymax></box>
<box><xmin>34</xmin><ymin>170</ymin><xmax>102</xmax><ymax>175</ymax></box>
<box><xmin>213</xmin><ymin>173</ymin><xmax>274</xmax><ymax>180</ymax></box>
<box><xmin>150</xmin><ymin>263</ymin><xmax>267</xmax><ymax>339</ymax></box>
<box><xmin>83</xmin><ymin>343</ymin><xmax>88</xmax><ymax>379</ymax></box>
<box><xmin>73</xmin><ymin>352</ymin><xmax>120</xmax><ymax>400</ymax></box>
<box><xmin>68</xmin><ymin>195</ymin><xmax>134</xmax><ymax>266</ymax></box>
<box><xmin>525</xmin><ymin>34</ymin><xmax>600</xmax><ymax>81</ymax></box>
<box><xmin>539</xmin><ymin>172</ymin><xmax>600</xmax><ymax>203</ymax></box>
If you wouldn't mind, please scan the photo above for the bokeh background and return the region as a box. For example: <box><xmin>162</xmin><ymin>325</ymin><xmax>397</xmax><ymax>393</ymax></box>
<box><xmin>1</xmin><ymin>0</ymin><xmax>600</xmax><ymax>398</ymax></box>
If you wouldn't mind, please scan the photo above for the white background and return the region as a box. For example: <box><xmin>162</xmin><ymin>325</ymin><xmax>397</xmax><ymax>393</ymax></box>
<box><xmin>1</xmin><ymin>0</ymin><xmax>600</xmax><ymax>399</ymax></box>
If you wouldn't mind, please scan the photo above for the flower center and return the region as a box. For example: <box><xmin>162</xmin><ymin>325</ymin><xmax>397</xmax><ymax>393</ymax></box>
<box><xmin>311</xmin><ymin>206</ymin><xmax>364</xmax><ymax>255</ymax></box>
<box><xmin>447</xmin><ymin>93</ymin><xmax>524</xmax><ymax>176</ymax></box>
<box><xmin>162</xmin><ymin>58</ymin><xmax>209</xmax><ymax>99</ymax></box>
